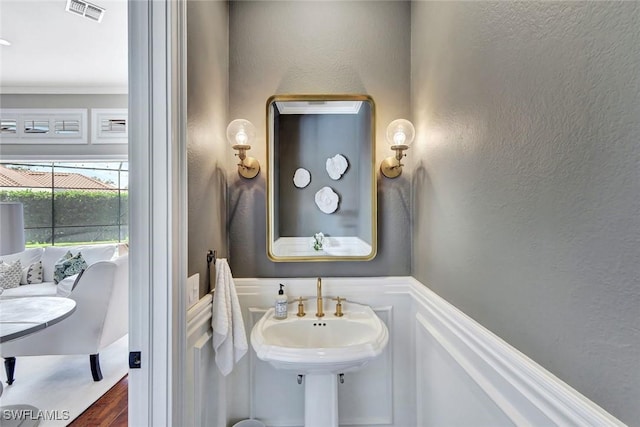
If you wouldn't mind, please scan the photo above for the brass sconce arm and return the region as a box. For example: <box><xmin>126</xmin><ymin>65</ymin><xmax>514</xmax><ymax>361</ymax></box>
<box><xmin>380</xmin><ymin>144</ymin><xmax>409</xmax><ymax>178</ymax></box>
<box><xmin>232</xmin><ymin>143</ymin><xmax>260</xmax><ymax>178</ymax></box>
<box><xmin>233</xmin><ymin>144</ymin><xmax>250</xmax><ymax>162</ymax></box>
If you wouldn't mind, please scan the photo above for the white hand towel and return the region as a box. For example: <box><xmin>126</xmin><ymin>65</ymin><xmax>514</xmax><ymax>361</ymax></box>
<box><xmin>211</xmin><ymin>258</ymin><xmax>248</xmax><ymax>376</ymax></box>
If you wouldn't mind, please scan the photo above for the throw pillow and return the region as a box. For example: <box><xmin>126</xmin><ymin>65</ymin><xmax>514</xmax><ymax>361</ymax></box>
<box><xmin>53</xmin><ymin>251</ymin><xmax>88</xmax><ymax>284</ymax></box>
<box><xmin>0</xmin><ymin>260</ymin><xmax>23</xmax><ymax>289</ymax></box>
<box><xmin>56</xmin><ymin>273</ymin><xmax>75</xmax><ymax>297</ymax></box>
<box><xmin>20</xmin><ymin>260</ymin><xmax>44</xmax><ymax>285</ymax></box>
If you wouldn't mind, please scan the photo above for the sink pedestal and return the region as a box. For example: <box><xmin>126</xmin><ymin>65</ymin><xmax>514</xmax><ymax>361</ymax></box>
<box><xmin>304</xmin><ymin>374</ymin><xmax>339</xmax><ymax>427</ymax></box>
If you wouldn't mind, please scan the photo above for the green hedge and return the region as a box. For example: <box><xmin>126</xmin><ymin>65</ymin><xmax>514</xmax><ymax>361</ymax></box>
<box><xmin>0</xmin><ymin>189</ymin><xmax>128</xmax><ymax>245</ymax></box>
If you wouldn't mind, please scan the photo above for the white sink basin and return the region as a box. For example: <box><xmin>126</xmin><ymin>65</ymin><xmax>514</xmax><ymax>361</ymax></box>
<box><xmin>250</xmin><ymin>300</ymin><xmax>388</xmax><ymax>374</ymax></box>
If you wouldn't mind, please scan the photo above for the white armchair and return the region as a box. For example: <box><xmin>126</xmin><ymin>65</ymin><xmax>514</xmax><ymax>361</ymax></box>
<box><xmin>1</xmin><ymin>254</ymin><xmax>128</xmax><ymax>384</ymax></box>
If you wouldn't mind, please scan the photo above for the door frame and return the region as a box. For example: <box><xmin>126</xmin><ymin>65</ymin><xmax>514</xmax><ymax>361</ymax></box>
<box><xmin>128</xmin><ymin>0</ymin><xmax>188</xmax><ymax>424</ymax></box>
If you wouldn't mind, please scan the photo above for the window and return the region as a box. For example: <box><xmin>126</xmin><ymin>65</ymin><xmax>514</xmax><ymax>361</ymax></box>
<box><xmin>91</xmin><ymin>109</ymin><xmax>128</xmax><ymax>144</ymax></box>
<box><xmin>1</xmin><ymin>119</ymin><xmax>17</xmax><ymax>134</ymax></box>
<box><xmin>0</xmin><ymin>162</ymin><xmax>128</xmax><ymax>246</ymax></box>
<box><xmin>24</xmin><ymin>119</ymin><xmax>50</xmax><ymax>134</ymax></box>
<box><xmin>0</xmin><ymin>109</ymin><xmax>88</xmax><ymax>144</ymax></box>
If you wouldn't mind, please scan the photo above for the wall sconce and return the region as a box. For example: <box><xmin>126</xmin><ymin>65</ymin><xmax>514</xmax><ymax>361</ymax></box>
<box><xmin>227</xmin><ymin>119</ymin><xmax>260</xmax><ymax>179</ymax></box>
<box><xmin>380</xmin><ymin>119</ymin><xmax>415</xmax><ymax>178</ymax></box>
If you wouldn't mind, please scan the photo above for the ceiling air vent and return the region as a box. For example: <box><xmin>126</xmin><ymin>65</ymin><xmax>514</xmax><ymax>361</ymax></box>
<box><xmin>65</xmin><ymin>0</ymin><xmax>105</xmax><ymax>23</ymax></box>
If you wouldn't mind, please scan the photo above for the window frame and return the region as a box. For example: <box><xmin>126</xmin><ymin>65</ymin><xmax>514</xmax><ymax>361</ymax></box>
<box><xmin>0</xmin><ymin>109</ymin><xmax>88</xmax><ymax>144</ymax></box>
<box><xmin>0</xmin><ymin>161</ymin><xmax>129</xmax><ymax>246</ymax></box>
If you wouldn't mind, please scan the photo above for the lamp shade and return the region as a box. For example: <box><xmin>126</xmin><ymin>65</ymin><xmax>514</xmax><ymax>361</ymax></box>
<box><xmin>0</xmin><ymin>202</ymin><xmax>25</xmax><ymax>256</ymax></box>
<box><xmin>226</xmin><ymin>119</ymin><xmax>256</xmax><ymax>147</ymax></box>
<box><xmin>386</xmin><ymin>119</ymin><xmax>415</xmax><ymax>147</ymax></box>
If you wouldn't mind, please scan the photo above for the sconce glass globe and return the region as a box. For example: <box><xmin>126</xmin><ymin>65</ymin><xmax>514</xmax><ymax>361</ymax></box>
<box><xmin>386</xmin><ymin>119</ymin><xmax>415</xmax><ymax>147</ymax></box>
<box><xmin>227</xmin><ymin>119</ymin><xmax>256</xmax><ymax>147</ymax></box>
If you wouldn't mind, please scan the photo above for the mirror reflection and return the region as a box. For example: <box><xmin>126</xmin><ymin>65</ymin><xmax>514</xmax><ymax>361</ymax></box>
<box><xmin>267</xmin><ymin>94</ymin><xmax>377</xmax><ymax>261</ymax></box>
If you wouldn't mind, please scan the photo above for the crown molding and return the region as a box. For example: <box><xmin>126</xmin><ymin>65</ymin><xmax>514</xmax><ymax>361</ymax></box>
<box><xmin>0</xmin><ymin>86</ymin><xmax>128</xmax><ymax>95</ymax></box>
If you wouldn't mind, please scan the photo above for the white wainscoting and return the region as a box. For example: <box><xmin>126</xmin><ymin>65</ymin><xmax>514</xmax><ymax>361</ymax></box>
<box><xmin>409</xmin><ymin>278</ymin><xmax>625</xmax><ymax>427</ymax></box>
<box><xmin>186</xmin><ymin>293</ymin><xmax>224</xmax><ymax>427</ymax></box>
<box><xmin>233</xmin><ymin>278</ymin><xmax>415</xmax><ymax>427</ymax></box>
<box><xmin>186</xmin><ymin>277</ymin><xmax>624</xmax><ymax>427</ymax></box>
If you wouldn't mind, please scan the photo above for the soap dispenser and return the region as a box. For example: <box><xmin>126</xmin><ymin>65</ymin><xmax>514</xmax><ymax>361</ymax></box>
<box><xmin>274</xmin><ymin>284</ymin><xmax>288</xmax><ymax>320</ymax></box>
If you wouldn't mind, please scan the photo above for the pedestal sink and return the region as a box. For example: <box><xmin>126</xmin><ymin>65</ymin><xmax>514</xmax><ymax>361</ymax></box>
<box><xmin>250</xmin><ymin>300</ymin><xmax>389</xmax><ymax>427</ymax></box>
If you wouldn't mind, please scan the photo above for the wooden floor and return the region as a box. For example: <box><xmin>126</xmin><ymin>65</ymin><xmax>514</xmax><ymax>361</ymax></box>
<box><xmin>69</xmin><ymin>375</ymin><xmax>128</xmax><ymax>427</ymax></box>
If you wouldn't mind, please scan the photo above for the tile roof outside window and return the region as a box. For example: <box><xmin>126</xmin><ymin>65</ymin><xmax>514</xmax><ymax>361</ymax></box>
<box><xmin>0</xmin><ymin>165</ymin><xmax>116</xmax><ymax>190</ymax></box>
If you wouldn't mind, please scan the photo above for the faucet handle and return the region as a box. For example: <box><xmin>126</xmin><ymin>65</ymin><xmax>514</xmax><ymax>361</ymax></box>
<box><xmin>296</xmin><ymin>296</ymin><xmax>308</xmax><ymax>317</ymax></box>
<box><xmin>332</xmin><ymin>296</ymin><xmax>345</xmax><ymax>317</ymax></box>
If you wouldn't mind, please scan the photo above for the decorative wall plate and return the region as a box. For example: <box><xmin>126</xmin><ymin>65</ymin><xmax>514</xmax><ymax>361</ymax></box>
<box><xmin>326</xmin><ymin>154</ymin><xmax>349</xmax><ymax>180</ymax></box>
<box><xmin>293</xmin><ymin>168</ymin><xmax>311</xmax><ymax>188</ymax></box>
<box><xmin>315</xmin><ymin>186</ymin><xmax>339</xmax><ymax>214</ymax></box>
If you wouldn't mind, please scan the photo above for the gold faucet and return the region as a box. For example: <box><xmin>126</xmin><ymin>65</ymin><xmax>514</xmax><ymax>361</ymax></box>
<box><xmin>332</xmin><ymin>296</ymin><xmax>344</xmax><ymax>317</ymax></box>
<box><xmin>316</xmin><ymin>277</ymin><xmax>324</xmax><ymax>317</ymax></box>
<box><xmin>296</xmin><ymin>296</ymin><xmax>308</xmax><ymax>317</ymax></box>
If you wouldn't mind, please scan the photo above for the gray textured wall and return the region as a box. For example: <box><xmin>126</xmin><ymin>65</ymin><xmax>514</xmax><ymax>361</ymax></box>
<box><xmin>187</xmin><ymin>0</ymin><xmax>229</xmax><ymax>296</ymax></box>
<box><xmin>0</xmin><ymin>94</ymin><xmax>128</xmax><ymax>159</ymax></box>
<box><xmin>411</xmin><ymin>2</ymin><xmax>640</xmax><ymax>424</ymax></box>
<box><xmin>228</xmin><ymin>0</ymin><xmax>411</xmax><ymax>277</ymax></box>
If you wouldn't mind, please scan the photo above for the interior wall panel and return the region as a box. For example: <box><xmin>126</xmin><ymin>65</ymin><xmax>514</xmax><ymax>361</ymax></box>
<box><xmin>190</xmin><ymin>277</ymin><xmax>622</xmax><ymax>427</ymax></box>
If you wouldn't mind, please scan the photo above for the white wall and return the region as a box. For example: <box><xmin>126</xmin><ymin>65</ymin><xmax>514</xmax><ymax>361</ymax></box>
<box><xmin>228</xmin><ymin>1</ymin><xmax>412</xmax><ymax>278</ymax></box>
<box><xmin>187</xmin><ymin>0</ymin><xmax>229</xmax><ymax>297</ymax></box>
<box><xmin>411</xmin><ymin>2</ymin><xmax>640</xmax><ymax>424</ymax></box>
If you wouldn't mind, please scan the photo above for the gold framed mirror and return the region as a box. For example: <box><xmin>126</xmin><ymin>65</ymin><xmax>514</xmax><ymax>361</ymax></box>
<box><xmin>266</xmin><ymin>94</ymin><xmax>377</xmax><ymax>262</ymax></box>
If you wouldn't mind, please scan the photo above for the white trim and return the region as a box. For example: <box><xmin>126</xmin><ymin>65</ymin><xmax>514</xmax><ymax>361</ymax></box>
<box><xmin>127</xmin><ymin>0</ymin><xmax>153</xmax><ymax>422</ymax></box>
<box><xmin>172</xmin><ymin>0</ymin><xmax>189</xmax><ymax>424</ymax></box>
<box><xmin>275</xmin><ymin>100</ymin><xmax>363</xmax><ymax>115</ymax></box>
<box><xmin>187</xmin><ymin>294</ymin><xmax>213</xmax><ymax>338</ymax></box>
<box><xmin>186</xmin><ymin>294</ymin><xmax>214</xmax><ymax>427</ymax></box>
<box><xmin>128</xmin><ymin>0</ymin><xmax>187</xmax><ymax>425</ymax></box>
<box><xmin>0</xmin><ymin>86</ymin><xmax>128</xmax><ymax>95</ymax></box>
<box><xmin>127</xmin><ymin>0</ymin><xmax>152</xmax><ymax>417</ymax></box>
<box><xmin>193</xmin><ymin>332</ymin><xmax>213</xmax><ymax>427</ymax></box>
<box><xmin>0</xmin><ymin>154</ymin><xmax>128</xmax><ymax>162</ymax></box>
<box><xmin>187</xmin><ymin>293</ymin><xmax>213</xmax><ymax>325</ymax></box>
<box><xmin>234</xmin><ymin>276</ymin><xmax>412</xmax><ymax>299</ymax></box>
<box><xmin>91</xmin><ymin>108</ymin><xmax>128</xmax><ymax>144</ymax></box>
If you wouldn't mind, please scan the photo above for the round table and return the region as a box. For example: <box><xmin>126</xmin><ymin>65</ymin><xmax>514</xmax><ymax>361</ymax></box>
<box><xmin>0</xmin><ymin>297</ymin><xmax>76</xmax><ymax>343</ymax></box>
<box><xmin>0</xmin><ymin>296</ymin><xmax>76</xmax><ymax>427</ymax></box>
